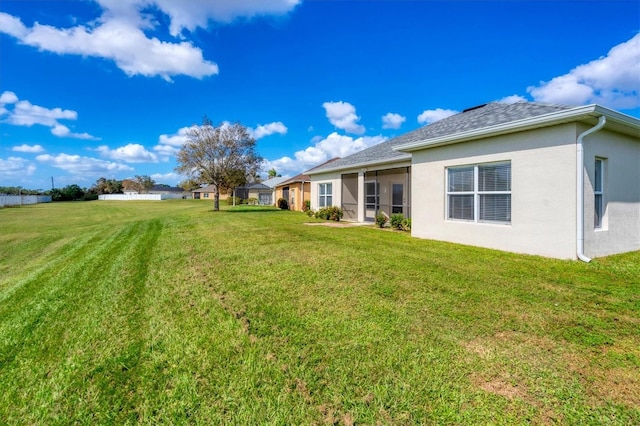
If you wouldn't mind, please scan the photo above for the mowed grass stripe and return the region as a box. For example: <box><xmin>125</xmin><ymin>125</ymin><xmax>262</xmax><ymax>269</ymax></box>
<box><xmin>0</xmin><ymin>218</ymin><xmax>163</xmax><ymax>423</ymax></box>
<box><xmin>0</xmin><ymin>202</ymin><xmax>638</xmax><ymax>424</ymax></box>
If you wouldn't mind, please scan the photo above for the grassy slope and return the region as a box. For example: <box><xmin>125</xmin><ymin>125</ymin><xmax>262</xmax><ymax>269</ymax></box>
<box><xmin>0</xmin><ymin>201</ymin><xmax>638</xmax><ymax>424</ymax></box>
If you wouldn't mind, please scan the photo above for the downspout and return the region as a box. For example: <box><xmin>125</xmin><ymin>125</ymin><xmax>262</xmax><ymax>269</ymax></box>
<box><xmin>576</xmin><ymin>115</ymin><xmax>606</xmax><ymax>262</ymax></box>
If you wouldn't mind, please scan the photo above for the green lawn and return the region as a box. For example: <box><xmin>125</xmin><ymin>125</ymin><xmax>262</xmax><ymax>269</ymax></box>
<box><xmin>1</xmin><ymin>200</ymin><xmax>638</xmax><ymax>424</ymax></box>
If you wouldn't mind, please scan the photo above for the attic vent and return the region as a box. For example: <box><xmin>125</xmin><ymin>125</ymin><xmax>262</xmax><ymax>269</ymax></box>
<box><xmin>462</xmin><ymin>103</ymin><xmax>487</xmax><ymax>113</ymax></box>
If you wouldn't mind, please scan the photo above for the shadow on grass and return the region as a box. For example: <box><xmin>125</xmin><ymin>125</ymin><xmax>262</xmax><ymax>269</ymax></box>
<box><xmin>215</xmin><ymin>206</ymin><xmax>285</xmax><ymax>213</ymax></box>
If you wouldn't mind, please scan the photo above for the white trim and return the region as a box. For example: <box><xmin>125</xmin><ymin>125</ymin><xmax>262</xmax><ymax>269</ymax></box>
<box><xmin>395</xmin><ymin>105</ymin><xmax>639</xmax><ymax>153</ymax></box>
<box><xmin>446</xmin><ymin>161</ymin><xmax>511</xmax><ymax>224</ymax></box>
<box><xmin>306</xmin><ymin>157</ymin><xmax>411</xmax><ymax>177</ymax></box>
<box><xmin>576</xmin><ymin>115</ymin><xmax>607</xmax><ymax>262</ymax></box>
<box><xmin>594</xmin><ymin>158</ymin><xmax>604</xmax><ymax>229</ymax></box>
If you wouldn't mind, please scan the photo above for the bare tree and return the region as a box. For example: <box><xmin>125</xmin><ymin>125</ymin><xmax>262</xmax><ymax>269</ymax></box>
<box><xmin>175</xmin><ymin>118</ymin><xmax>262</xmax><ymax>210</ymax></box>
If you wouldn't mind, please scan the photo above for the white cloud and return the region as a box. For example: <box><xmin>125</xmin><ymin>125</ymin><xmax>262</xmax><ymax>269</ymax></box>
<box><xmin>145</xmin><ymin>0</ymin><xmax>302</xmax><ymax>36</ymax></box>
<box><xmin>527</xmin><ymin>34</ymin><xmax>640</xmax><ymax>109</ymax></box>
<box><xmin>264</xmin><ymin>132</ymin><xmax>387</xmax><ymax>176</ymax></box>
<box><xmin>323</xmin><ymin>101</ymin><xmax>365</xmax><ymax>135</ymax></box>
<box><xmin>0</xmin><ymin>12</ymin><xmax>217</xmax><ymax>82</ymax></box>
<box><xmin>158</xmin><ymin>126</ymin><xmax>193</xmax><ymax>146</ymax></box>
<box><xmin>0</xmin><ymin>92</ymin><xmax>99</xmax><ymax>139</ymax></box>
<box><xmin>36</xmin><ymin>153</ymin><xmax>133</xmax><ymax>175</ymax></box>
<box><xmin>154</xmin><ymin>125</ymin><xmax>195</xmax><ymax>159</ymax></box>
<box><xmin>51</xmin><ymin>124</ymin><xmax>98</xmax><ymax>140</ymax></box>
<box><xmin>250</xmin><ymin>121</ymin><xmax>288</xmax><ymax>139</ymax></box>
<box><xmin>0</xmin><ymin>1</ymin><xmax>300</xmax><ymax>81</ymax></box>
<box><xmin>499</xmin><ymin>95</ymin><xmax>527</xmax><ymax>104</ymax></box>
<box><xmin>0</xmin><ymin>91</ymin><xmax>18</xmax><ymax>104</ymax></box>
<box><xmin>0</xmin><ymin>13</ymin><xmax>27</xmax><ymax>39</ymax></box>
<box><xmin>0</xmin><ymin>157</ymin><xmax>36</xmax><ymax>178</ymax></box>
<box><xmin>381</xmin><ymin>112</ymin><xmax>406</xmax><ymax>129</ymax></box>
<box><xmin>96</xmin><ymin>143</ymin><xmax>159</xmax><ymax>163</ymax></box>
<box><xmin>150</xmin><ymin>172</ymin><xmax>183</xmax><ymax>185</ymax></box>
<box><xmin>417</xmin><ymin>108</ymin><xmax>458</xmax><ymax>125</ymax></box>
<box><xmin>7</xmin><ymin>100</ymin><xmax>76</xmax><ymax>127</ymax></box>
<box><xmin>12</xmin><ymin>144</ymin><xmax>45</xmax><ymax>153</ymax></box>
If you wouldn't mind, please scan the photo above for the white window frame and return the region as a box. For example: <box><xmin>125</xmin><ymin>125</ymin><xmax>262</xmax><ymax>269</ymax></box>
<box><xmin>446</xmin><ymin>161</ymin><xmax>511</xmax><ymax>224</ymax></box>
<box><xmin>594</xmin><ymin>158</ymin><xmax>604</xmax><ymax>229</ymax></box>
<box><xmin>318</xmin><ymin>182</ymin><xmax>333</xmax><ymax>208</ymax></box>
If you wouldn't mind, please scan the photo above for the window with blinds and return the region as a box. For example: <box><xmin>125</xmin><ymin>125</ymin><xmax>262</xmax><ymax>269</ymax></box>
<box><xmin>447</xmin><ymin>162</ymin><xmax>511</xmax><ymax>224</ymax></box>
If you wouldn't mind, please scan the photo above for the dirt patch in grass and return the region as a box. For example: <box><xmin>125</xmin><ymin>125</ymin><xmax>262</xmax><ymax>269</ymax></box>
<box><xmin>474</xmin><ymin>376</ymin><xmax>527</xmax><ymax>400</ymax></box>
<box><xmin>565</xmin><ymin>349</ymin><xmax>640</xmax><ymax>409</ymax></box>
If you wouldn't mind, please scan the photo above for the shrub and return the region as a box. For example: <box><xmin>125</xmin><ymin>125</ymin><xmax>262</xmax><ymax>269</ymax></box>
<box><xmin>277</xmin><ymin>198</ymin><xmax>289</xmax><ymax>210</ymax></box>
<box><xmin>375</xmin><ymin>213</ymin><xmax>387</xmax><ymax>228</ymax></box>
<box><xmin>314</xmin><ymin>206</ymin><xmax>343</xmax><ymax>221</ymax></box>
<box><xmin>226</xmin><ymin>197</ymin><xmax>245</xmax><ymax>205</ymax></box>
<box><xmin>302</xmin><ymin>200</ymin><xmax>311</xmax><ymax>212</ymax></box>
<box><xmin>247</xmin><ymin>197</ymin><xmax>258</xmax><ymax>205</ymax></box>
<box><xmin>401</xmin><ymin>218</ymin><xmax>411</xmax><ymax>231</ymax></box>
<box><xmin>390</xmin><ymin>213</ymin><xmax>405</xmax><ymax>230</ymax></box>
<box><xmin>306</xmin><ymin>209</ymin><xmax>315</xmax><ymax>217</ymax></box>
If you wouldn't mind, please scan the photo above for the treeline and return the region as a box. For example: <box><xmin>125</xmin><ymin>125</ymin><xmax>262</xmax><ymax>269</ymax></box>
<box><xmin>2</xmin><ymin>175</ymin><xmax>164</xmax><ymax>202</ymax></box>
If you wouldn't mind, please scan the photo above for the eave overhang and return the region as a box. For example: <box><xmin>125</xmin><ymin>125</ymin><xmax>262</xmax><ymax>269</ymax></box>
<box><xmin>305</xmin><ymin>154</ymin><xmax>412</xmax><ymax>176</ymax></box>
<box><xmin>394</xmin><ymin>104</ymin><xmax>640</xmax><ymax>153</ymax></box>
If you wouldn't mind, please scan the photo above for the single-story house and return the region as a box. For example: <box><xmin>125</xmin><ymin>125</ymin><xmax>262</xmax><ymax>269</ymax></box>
<box><xmin>233</xmin><ymin>182</ymin><xmax>273</xmax><ymax>205</ymax></box>
<box><xmin>261</xmin><ymin>176</ymin><xmax>290</xmax><ymax>206</ymax></box>
<box><xmin>307</xmin><ymin>101</ymin><xmax>639</xmax><ymax>260</ymax></box>
<box><xmin>275</xmin><ymin>173</ymin><xmax>310</xmax><ymax>211</ymax></box>
<box><xmin>149</xmin><ymin>184</ymin><xmax>189</xmax><ymax>199</ymax></box>
<box><xmin>275</xmin><ymin>158</ymin><xmax>340</xmax><ymax>211</ymax></box>
<box><xmin>192</xmin><ymin>184</ymin><xmax>230</xmax><ymax>201</ymax></box>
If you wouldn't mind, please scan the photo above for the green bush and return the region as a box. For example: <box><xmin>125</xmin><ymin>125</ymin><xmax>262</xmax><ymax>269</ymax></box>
<box><xmin>401</xmin><ymin>218</ymin><xmax>411</xmax><ymax>231</ymax></box>
<box><xmin>247</xmin><ymin>197</ymin><xmax>258</xmax><ymax>205</ymax></box>
<box><xmin>226</xmin><ymin>197</ymin><xmax>245</xmax><ymax>205</ymax></box>
<box><xmin>390</xmin><ymin>213</ymin><xmax>405</xmax><ymax>230</ymax></box>
<box><xmin>302</xmin><ymin>200</ymin><xmax>311</xmax><ymax>212</ymax></box>
<box><xmin>375</xmin><ymin>213</ymin><xmax>387</xmax><ymax>228</ymax></box>
<box><xmin>314</xmin><ymin>206</ymin><xmax>343</xmax><ymax>221</ymax></box>
<box><xmin>306</xmin><ymin>209</ymin><xmax>315</xmax><ymax>217</ymax></box>
<box><xmin>277</xmin><ymin>198</ymin><xmax>289</xmax><ymax>210</ymax></box>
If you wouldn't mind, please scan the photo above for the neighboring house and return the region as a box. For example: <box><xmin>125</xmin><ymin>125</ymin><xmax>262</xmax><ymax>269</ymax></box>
<box><xmin>192</xmin><ymin>184</ymin><xmax>230</xmax><ymax>201</ymax></box>
<box><xmin>275</xmin><ymin>173</ymin><xmax>310</xmax><ymax>211</ymax></box>
<box><xmin>261</xmin><ymin>176</ymin><xmax>289</xmax><ymax>206</ymax></box>
<box><xmin>307</xmin><ymin>101</ymin><xmax>640</xmax><ymax>260</ymax></box>
<box><xmin>275</xmin><ymin>158</ymin><xmax>340</xmax><ymax>211</ymax></box>
<box><xmin>233</xmin><ymin>182</ymin><xmax>273</xmax><ymax>205</ymax></box>
<box><xmin>149</xmin><ymin>184</ymin><xmax>189</xmax><ymax>199</ymax></box>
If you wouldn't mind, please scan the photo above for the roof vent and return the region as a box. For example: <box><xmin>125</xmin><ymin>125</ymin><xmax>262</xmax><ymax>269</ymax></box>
<box><xmin>462</xmin><ymin>103</ymin><xmax>487</xmax><ymax>113</ymax></box>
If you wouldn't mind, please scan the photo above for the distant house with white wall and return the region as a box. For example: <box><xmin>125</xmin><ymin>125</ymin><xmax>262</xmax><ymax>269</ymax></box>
<box><xmin>307</xmin><ymin>101</ymin><xmax>640</xmax><ymax>260</ymax></box>
<box><xmin>149</xmin><ymin>184</ymin><xmax>189</xmax><ymax>199</ymax></box>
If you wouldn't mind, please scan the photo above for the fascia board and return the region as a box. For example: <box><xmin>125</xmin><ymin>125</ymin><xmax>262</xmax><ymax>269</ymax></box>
<box><xmin>392</xmin><ymin>104</ymin><xmax>637</xmax><ymax>153</ymax></box>
<box><xmin>306</xmin><ymin>155</ymin><xmax>412</xmax><ymax>176</ymax></box>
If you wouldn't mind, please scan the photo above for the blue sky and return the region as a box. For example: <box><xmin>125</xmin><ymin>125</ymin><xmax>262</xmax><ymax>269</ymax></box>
<box><xmin>1</xmin><ymin>0</ymin><xmax>639</xmax><ymax>190</ymax></box>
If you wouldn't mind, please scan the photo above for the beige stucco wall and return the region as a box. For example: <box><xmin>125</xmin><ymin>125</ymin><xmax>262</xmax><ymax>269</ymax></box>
<box><xmin>309</xmin><ymin>172</ymin><xmax>342</xmax><ymax>210</ymax></box>
<box><xmin>411</xmin><ymin>124</ymin><xmax>580</xmax><ymax>259</ymax></box>
<box><xmin>582</xmin><ymin>127</ymin><xmax>640</xmax><ymax>257</ymax></box>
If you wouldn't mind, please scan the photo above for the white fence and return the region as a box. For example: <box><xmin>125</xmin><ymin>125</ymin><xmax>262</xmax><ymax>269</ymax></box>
<box><xmin>98</xmin><ymin>194</ymin><xmax>185</xmax><ymax>201</ymax></box>
<box><xmin>0</xmin><ymin>195</ymin><xmax>52</xmax><ymax>207</ymax></box>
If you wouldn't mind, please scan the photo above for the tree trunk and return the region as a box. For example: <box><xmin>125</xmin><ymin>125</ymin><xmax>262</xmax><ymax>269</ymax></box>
<box><xmin>214</xmin><ymin>187</ymin><xmax>220</xmax><ymax>211</ymax></box>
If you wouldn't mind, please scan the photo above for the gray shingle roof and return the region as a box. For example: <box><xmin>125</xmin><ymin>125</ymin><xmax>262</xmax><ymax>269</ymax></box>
<box><xmin>308</xmin><ymin>101</ymin><xmax>572</xmax><ymax>173</ymax></box>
